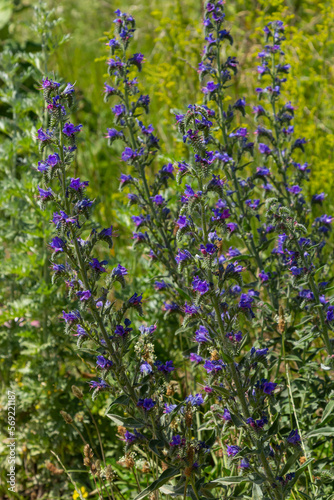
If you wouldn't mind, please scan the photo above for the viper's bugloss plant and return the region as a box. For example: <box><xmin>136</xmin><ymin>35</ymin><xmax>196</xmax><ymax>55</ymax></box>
<box><xmin>29</xmin><ymin>2</ymin><xmax>334</xmax><ymax>500</ymax></box>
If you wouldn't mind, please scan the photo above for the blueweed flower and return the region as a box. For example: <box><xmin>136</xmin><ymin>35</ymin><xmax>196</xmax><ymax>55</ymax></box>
<box><xmin>62</xmin><ymin>310</ymin><xmax>81</xmax><ymax>323</ymax></box>
<box><xmin>287</xmin><ymin>429</ymin><xmax>301</xmax><ymax>445</ymax></box>
<box><xmin>50</xmin><ymin>237</ymin><xmax>66</xmax><ymax>252</ymax></box>
<box><xmin>89</xmin><ymin>258</ymin><xmax>108</xmax><ymax>273</ymax></box>
<box><xmin>185</xmin><ymin>394</ymin><xmax>204</xmax><ymax>406</ymax></box>
<box><xmin>194</xmin><ymin>326</ymin><xmax>211</xmax><ymax>343</ymax></box>
<box><xmin>226</xmin><ymin>445</ymin><xmax>240</xmax><ymax>457</ymax></box>
<box><xmin>76</xmin><ymin>290</ymin><xmax>92</xmax><ymax>301</ymax></box>
<box><xmin>137</xmin><ymin>398</ymin><xmax>156</xmax><ymax>411</ymax></box>
<box><xmin>89</xmin><ymin>378</ymin><xmax>110</xmax><ymax>391</ymax></box>
<box><xmin>140</xmin><ymin>361</ymin><xmax>153</xmax><ymax>375</ymax></box>
<box><xmin>192</xmin><ymin>276</ymin><xmax>210</xmax><ymax>295</ymax></box>
<box><xmin>96</xmin><ymin>355</ymin><xmax>113</xmax><ymax>369</ymax></box>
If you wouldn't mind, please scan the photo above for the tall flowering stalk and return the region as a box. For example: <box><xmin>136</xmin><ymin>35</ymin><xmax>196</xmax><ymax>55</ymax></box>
<box><xmin>97</xmin><ymin>6</ymin><xmax>324</xmax><ymax>500</ymax></box>
<box><xmin>27</xmin><ymin>2</ymin><xmax>334</xmax><ymax>499</ymax></box>
<box><xmin>104</xmin><ymin>10</ymin><xmax>178</xmax><ymax>277</ymax></box>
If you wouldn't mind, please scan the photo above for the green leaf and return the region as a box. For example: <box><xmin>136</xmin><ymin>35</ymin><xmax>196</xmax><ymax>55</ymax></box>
<box><xmin>149</xmin><ymin>439</ymin><xmax>165</xmax><ymax>458</ymax></box>
<box><xmin>105</xmin><ymin>395</ymin><xmax>130</xmax><ymax>414</ymax></box>
<box><xmin>208</xmin><ymin>476</ymin><xmax>247</xmax><ymax>485</ymax></box>
<box><xmin>133</xmin><ymin>468</ymin><xmax>180</xmax><ymax>500</ymax></box>
<box><xmin>106</xmin><ymin>414</ymin><xmax>144</xmax><ymax>428</ymax></box>
<box><xmin>213</xmin><ymin>386</ymin><xmax>231</xmax><ymax>398</ymax></box>
<box><xmin>307</xmin><ymin>426</ymin><xmax>334</xmax><ymax>438</ymax></box>
<box><xmin>265</xmin><ymin>415</ymin><xmax>279</xmax><ymax>439</ymax></box>
<box><xmin>280</xmin><ymin>451</ymin><xmax>302</xmax><ymax>476</ymax></box>
<box><xmin>252</xmin><ymin>483</ymin><xmax>263</xmax><ymax>499</ymax></box>
<box><xmin>230</xmin><ymin>411</ymin><xmax>244</xmax><ymax>428</ymax></box>
<box><xmin>0</xmin><ymin>0</ymin><xmax>12</xmax><ymax>30</ymax></box>
<box><xmin>321</xmin><ymin>400</ymin><xmax>334</xmax><ymax>423</ymax></box>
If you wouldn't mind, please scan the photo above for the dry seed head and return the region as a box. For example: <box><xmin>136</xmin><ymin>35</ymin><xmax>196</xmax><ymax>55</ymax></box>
<box><xmin>170</xmin><ymin>419</ymin><xmax>179</xmax><ymax>430</ymax></box>
<box><xmin>117</xmin><ymin>425</ymin><xmax>126</xmax><ymax>437</ymax></box>
<box><xmin>75</xmin><ymin>411</ymin><xmax>84</xmax><ymax>423</ymax></box>
<box><xmin>84</xmin><ymin>444</ymin><xmax>94</xmax><ymax>459</ymax></box>
<box><xmin>210</xmin><ymin>349</ymin><xmax>219</xmax><ymax>361</ymax></box>
<box><xmin>105</xmin><ymin>464</ymin><xmax>115</xmax><ymax>481</ymax></box>
<box><xmin>184</xmin><ymin>466</ymin><xmax>193</xmax><ymax>477</ymax></box>
<box><xmin>141</xmin><ymin>461</ymin><xmax>150</xmax><ymax>473</ymax></box>
<box><xmin>186</xmin><ymin>446</ymin><xmax>194</xmax><ymax>462</ymax></box>
<box><xmin>166</xmin><ymin>384</ymin><xmax>175</xmax><ymax>397</ymax></box>
<box><xmin>185</xmin><ymin>410</ymin><xmax>193</xmax><ymax>428</ymax></box>
<box><xmin>278</xmin><ymin>305</ymin><xmax>285</xmax><ymax>334</ymax></box>
<box><xmin>60</xmin><ymin>410</ymin><xmax>73</xmax><ymax>424</ymax></box>
<box><xmin>45</xmin><ymin>461</ymin><xmax>64</xmax><ymax>475</ymax></box>
<box><xmin>71</xmin><ymin>385</ymin><xmax>84</xmax><ymax>399</ymax></box>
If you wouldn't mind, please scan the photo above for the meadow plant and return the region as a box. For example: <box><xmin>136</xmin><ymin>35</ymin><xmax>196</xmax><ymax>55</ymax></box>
<box><xmin>30</xmin><ymin>1</ymin><xmax>334</xmax><ymax>499</ymax></box>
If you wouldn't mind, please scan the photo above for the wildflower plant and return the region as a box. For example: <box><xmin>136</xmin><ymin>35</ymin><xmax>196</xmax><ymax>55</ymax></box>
<box><xmin>28</xmin><ymin>1</ymin><xmax>334</xmax><ymax>500</ymax></box>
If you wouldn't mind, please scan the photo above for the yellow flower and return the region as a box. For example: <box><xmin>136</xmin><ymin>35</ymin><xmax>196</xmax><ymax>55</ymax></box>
<box><xmin>73</xmin><ymin>486</ymin><xmax>88</xmax><ymax>499</ymax></box>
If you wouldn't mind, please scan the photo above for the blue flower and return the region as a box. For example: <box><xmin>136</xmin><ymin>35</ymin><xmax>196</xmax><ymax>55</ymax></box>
<box><xmin>137</xmin><ymin>398</ymin><xmax>156</xmax><ymax>411</ymax></box>
<box><xmin>185</xmin><ymin>393</ymin><xmax>204</xmax><ymax>406</ymax></box>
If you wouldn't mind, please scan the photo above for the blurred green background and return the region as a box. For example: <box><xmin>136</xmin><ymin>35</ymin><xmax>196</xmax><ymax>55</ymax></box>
<box><xmin>1</xmin><ymin>0</ymin><xmax>334</xmax><ymax>498</ymax></box>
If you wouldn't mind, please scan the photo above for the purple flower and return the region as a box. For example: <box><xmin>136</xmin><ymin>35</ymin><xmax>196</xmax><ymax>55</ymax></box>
<box><xmin>151</xmin><ymin>194</ymin><xmax>165</xmax><ymax>205</ymax></box>
<box><xmin>63</xmin><ymin>310</ymin><xmax>81</xmax><ymax>323</ymax></box>
<box><xmin>259</xmin><ymin>270</ymin><xmax>270</xmax><ymax>282</ymax></box>
<box><xmin>112</xmin><ymin>264</ymin><xmax>128</xmax><ymax>276</ymax></box>
<box><xmin>202</xmin><ymin>81</ymin><xmax>219</xmax><ymax>94</ymax></box>
<box><xmin>89</xmin><ymin>378</ymin><xmax>110</xmax><ymax>391</ymax></box>
<box><xmin>227</xmin><ymin>445</ymin><xmax>240</xmax><ymax>457</ymax></box>
<box><xmin>312</xmin><ymin>193</ymin><xmax>325</xmax><ymax>203</ymax></box>
<box><xmin>89</xmin><ymin>258</ymin><xmax>108</xmax><ymax>273</ymax></box>
<box><xmin>287</xmin><ymin>429</ymin><xmax>301</xmax><ymax>444</ymax></box>
<box><xmin>70</xmin><ymin>178</ymin><xmax>89</xmax><ymax>190</ymax></box>
<box><xmin>170</xmin><ymin>435</ymin><xmax>184</xmax><ymax>447</ymax></box>
<box><xmin>50</xmin><ymin>237</ymin><xmax>65</xmax><ymax>252</ymax></box>
<box><xmin>200</xmin><ymin>243</ymin><xmax>217</xmax><ymax>256</ymax></box>
<box><xmin>74</xmin><ymin>325</ymin><xmax>87</xmax><ymax>337</ymax></box>
<box><xmin>287</xmin><ymin>185</ymin><xmax>302</xmax><ymax>195</ymax></box>
<box><xmin>258</xmin><ymin>143</ymin><xmax>272</xmax><ymax>155</ymax></box>
<box><xmin>326</xmin><ymin>306</ymin><xmax>334</xmax><ymax>322</ymax></box>
<box><xmin>129</xmin><ymin>53</ymin><xmax>145</xmax><ymax>71</ymax></box>
<box><xmin>156</xmin><ymin>360</ymin><xmax>175</xmax><ymax>373</ymax></box>
<box><xmin>190</xmin><ymin>353</ymin><xmax>203</xmax><ymax>363</ymax></box>
<box><xmin>63</xmin><ymin>83</ymin><xmax>75</xmax><ymax>94</ymax></box>
<box><xmin>76</xmin><ymin>290</ymin><xmax>92</xmax><ymax>301</ymax></box>
<box><xmin>256</xmin><ymin>379</ymin><xmax>277</xmax><ymax>395</ymax></box>
<box><xmin>41</xmin><ymin>78</ymin><xmax>60</xmax><ymax>89</ymax></box>
<box><xmin>96</xmin><ymin>355</ymin><xmax>113</xmax><ymax>369</ymax></box>
<box><xmin>175</xmin><ymin>249</ymin><xmax>192</xmax><ymax>263</ymax></box>
<box><xmin>37</xmin><ymin>128</ymin><xmax>52</xmax><ymax>142</ymax></box>
<box><xmin>99</xmin><ymin>226</ymin><xmax>113</xmax><ymax>237</ymax></box>
<box><xmin>123</xmin><ymin>430</ymin><xmax>141</xmax><ymax>444</ymax></box>
<box><xmin>62</xmin><ymin>122</ymin><xmax>82</xmax><ymax>136</ymax></box>
<box><xmin>177</xmin><ymin>216</ymin><xmax>189</xmax><ymax>229</ymax></box>
<box><xmin>164</xmin><ymin>403</ymin><xmax>177</xmax><ymax>414</ymax></box>
<box><xmin>112</xmin><ymin>104</ymin><xmax>126</xmax><ymax>117</ymax></box>
<box><xmin>121</xmin><ymin>147</ymin><xmax>144</xmax><ymax>162</ymax></box>
<box><xmin>203</xmin><ymin>359</ymin><xmax>225</xmax><ymax>373</ymax></box>
<box><xmin>137</xmin><ymin>398</ymin><xmax>156</xmax><ymax>411</ymax></box>
<box><xmin>192</xmin><ymin>276</ymin><xmax>210</xmax><ymax>295</ymax></box>
<box><xmin>37</xmin><ymin>186</ymin><xmax>53</xmax><ymax>199</ymax></box>
<box><xmin>240</xmin><ymin>458</ymin><xmax>250</xmax><ymax>468</ymax></box>
<box><xmin>221</xmin><ymin>408</ymin><xmax>231</xmax><ymax>422</ymax></box>
<box><xmin>140</xmin><ymin>362</ymin><xmax>153</xmax><ymax>375</ymax></box>
<box><xmin>194</xmin><ymin>325</ymin><xmax>211</xmax><ymax>343</ymax></box>
<box><xmin>185</xmin><ymin>393</ymin><xmax>204</xmax><ymax>406</ymax></box>
<box><xmin>129</xmin><ymin>293</ymin><xmax>143</xmax><ymax>306</ymax></box>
